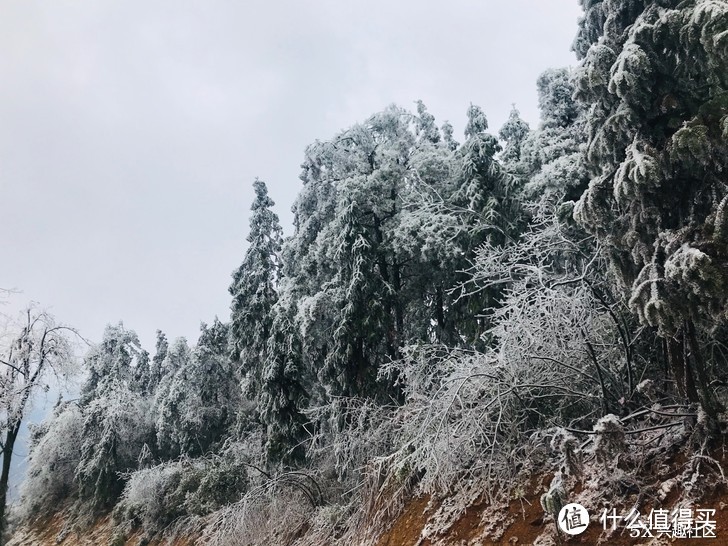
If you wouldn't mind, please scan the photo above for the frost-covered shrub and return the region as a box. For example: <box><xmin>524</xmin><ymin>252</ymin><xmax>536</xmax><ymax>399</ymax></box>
<box><xmin>17</xmin><ymin>403</ymin><xmax>84</xmax><ymax>521</ymax></box>
<box><xmin>592</xmin><ymin>414</ymin><xmax>626</xmax><ymax>468</ymax></box>
<box><xmin>114</xmin><ymin>460</ymin><xmax>197</xmax><ymax>533</ymax></box>
<box><xmin>115</xmin><ymin>446</ymin><xmax>253</xmax><ymax>535</ymax></box>
<box><xmin>183</xmin><ymin>454</ymin><xmax>251</xmax><ymax>516</ymax></box>
<box><xmin>306</xmin><ymin>397</ymin><xmax>400</xmax><ymax>486</ymax></box>
<box><xmin>550</xmin><ymin>428</ymin><xmax>582</xmax><ymax>478</ymax></box>
<box><xmin>202</xmin><ymin>485</ymin><xmax>313</xmax><ymax>546</ymax></box>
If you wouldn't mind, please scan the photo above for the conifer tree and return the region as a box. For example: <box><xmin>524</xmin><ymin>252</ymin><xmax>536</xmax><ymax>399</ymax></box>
<box><xmin>290</xmin><ymin>106</ymin><xmax>416</xmax><ymax>399</ymax></box>
<box><xmin>521</xmin><ymin>68</ymin><xmax>589</xmax><ymax>200</ymax></box>
<box><xmin>76</xmin><ymin>325</ymin><xmax>152</xmax><ymax>508</ymax></box>
<box><xmin>260</xmin><ymin>292</ymin><xmax>309</xmax><ymax>464</ymax></box>
<box><xmin>145</xmin><ymin>330</ymin><xmax>168</xmax><ymax>394</ymax></box>
<box><xmin>415</xmin><ymin>100</ymin><xmax>441</xmax><ymax>144</ymax></box>
<box><xmin>79</xmin><ymin>323</ymin><xmax>141</xmax><ymax>405</ymax></box>
<box><xmin>498</xmin><ymin>106</ymin><xmax>531</xmax><ymax>172</ymax></box>
<box><xmin>229</xmin><ymin>178</ymin><xmax>283</xmax><ymax>399</ymax></box>
<box><xmin>572</xmin><ymin>0</ymin><xmax>728</xmax><ymax>413</ymax></box>
<box><xmin>154</xmin><ymin>320</ymin><xmax>238</xmax><ymax>457</ymax></box>
<box><xmin>441</xmin><ymin>121</ymin><xmax>459</xmax><ymax>151</ymax></box>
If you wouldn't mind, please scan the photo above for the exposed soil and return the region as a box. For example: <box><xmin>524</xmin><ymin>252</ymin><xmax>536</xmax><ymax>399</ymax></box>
<box><xmin>7</xmin><ymin>513</ymin><xmax>201</xmax><ymax>546</ymax></box>
<box><xmin>373</xmin><ymin>485</ymin><xmax>728</xmax><ymax>546</ymax></box>
<box><xmin>10</xmin><ymin>446</ymin><xmax>728</xmax><ymax>546</ymax></box>
<box><xmin>374</xmin><ymin>445</ymin><xmax>728</xmax><ymax>546</ymax></box>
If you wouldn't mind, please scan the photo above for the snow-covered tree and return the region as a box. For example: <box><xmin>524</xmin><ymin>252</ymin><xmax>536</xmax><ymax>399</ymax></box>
<box><xmin>464</xmin><ymin>103</ymin><xmax>489</xmax><ymax>139</ymax></box>
<box><xmin>414</xmin><ymin>100</ymin><xmax>441</xmax><ymax>144</ymax></box>
<box><xmin>132</xmin><ymin>349</ymin><xmax>152</xmax><ymax>395</ymax></box>
<box><xmin>154</xmin><ymin>320</ymin><xmax>239</xmax><ymax>458</ymax></box>
<box><xmin>18</xmin><ymin>402</ymin><xmax>84</xmax><ymax>521</ymax></box>
<box><xmin>289</xmin><ymin>106</ymin><xmax>416</xmax><ymax>399</ymax></box>
<box><xmin>498</xmin><ymin>105</ymin><xmax>531</xmax><ymax>173</ymax></box>
<box><xmin>229</xmin><ymin>178</ymin><xmax>282</xmax><ymax>399</ymax></box>
<box><xmin>260</xmin><ymin>290</ymin><xmax>309</xmax><ymax>464</ymax></box>
<box><xmin>76</xmin><ymin>387</ymin><xmax>152</xmax><ymax>509</ymax></box>
<box><xmin>132</xmin><ymin>330</ymin><xmax>168</xmax><ymax>397</ymax></box>
<box><xmin>454</xmin><ymin>103</ymin><xmax>521</xmax><ymax>232</ymax></box>
<box><xmin>76</xmin><ymin>324</ymin><xmax>153</xmax><ymax>509</ymax></box>
<box><xmin>0</xmin><ymin>307</ymin><xmax>79</xmax><ymax>533</ymax></box>
<box><xmin>521</xmin><ymin>68</ymin><xmax>589</xmax><ymax>200</ymax></box>
<box><xmin>571</xmin><ymin>0</ymin><xmax>728</xmax><ymax>413</ymax></box>
<box><xmin>79</xmin><ymin>323</ymin><xmax>141</xmax><ymax>405</ymax></box>
<box><xmin>280</xmin><ymin>103</ymin><xmax>528</xmax><ymax>405</ymax></box>
<box><xmin>441</xmin><ymin>120</ymin><xmax>459</xmax><ymax>151</ymax></box>
<box><xmin>153</xmin><ymin>337</ymin><xmax>194</xmax><ymax>457</ymax></box>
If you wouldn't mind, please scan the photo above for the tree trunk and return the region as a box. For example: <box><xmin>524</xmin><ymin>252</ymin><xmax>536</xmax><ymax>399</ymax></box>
<box><xmin>435</xmin><ymin>285</ymin><xmax>446</xmax><ymax>343</ymax></box>
<box><xmin>392</xmin><ymin>261</ymin><xmax>403</xmax><ymax>350</ymax></box>
<box><xmin>685</xmin><ymin>320</ymin><xmax>721</xmax><ymax>421</ymax></box>
<box><xmin>666</xmin><ymin>331</ymin><xmax>699</xmax><ymax>404</ymax></box>
<box><xmin>0</xmin><ymin>421</ymin><xmax>21</xmax><ymax>541</ymax></box>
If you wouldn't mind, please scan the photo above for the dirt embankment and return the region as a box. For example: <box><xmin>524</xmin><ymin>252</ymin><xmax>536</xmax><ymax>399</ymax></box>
<box><xmin>10</xmin><ymin>447</ymin><xmax>728</xmax><ymax>546</ymax></box>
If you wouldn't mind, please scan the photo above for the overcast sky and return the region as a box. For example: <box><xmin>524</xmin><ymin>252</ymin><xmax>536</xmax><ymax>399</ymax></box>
<box><xmin>1</xmin><ymin>0</ymin><xmax>583</xmax><ymax>352</ymax></box>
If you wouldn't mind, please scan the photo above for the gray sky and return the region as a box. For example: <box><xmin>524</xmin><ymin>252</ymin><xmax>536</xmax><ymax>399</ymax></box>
<box><xmin>1</xmin><ymin>0</ymin><xmax>583</xmax><ymax>352</ymax></box>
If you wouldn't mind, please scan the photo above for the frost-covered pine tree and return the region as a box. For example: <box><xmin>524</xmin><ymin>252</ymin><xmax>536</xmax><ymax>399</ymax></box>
<box><xmin>521</xmin><ymin>68</ymin><xmax>589</xmax><ymax>200</ymax></box>
<box><xmin>454</xmin><ymin>103</ymin><xmax>521</xmax><ymax>232</ymax></box>
<box><xmin>290</xmin><ymin>106</ymin><xmax>416</xmax><ymax>398</ymax></box>
<box><xmin>260</xmin><ymin>290</ymin><xmax>309</xmax><ymax>464</ymax></box>
<box><xmin>283</xmin><ymin>102</ymin><xmax>527</xmax><ymax>400</ymax></box>
<box><xmin>447</xmin><ymin>104</ymin><xmax>526</xmax><ymax>343</ymax></box>
<box><xmin>144</xmin><ymin>329</ymin><xmax>168</xmax><ymax>394</ymax></box>
<box><xmin>79</xmin><ymin>323</ymin><xmax>141</xmax><ymax>404</ymax></box>
<box><xmin>229</xmin><ymin>178</ymin><xmax>282</xmax><ymax>399</ymax></box>
<box><xmin>76</xmin><ymin>324</ymin><xmax>153</xmax><ymax>508</ymax></box>
<box><xmin>132</xmin><ymin>348</ymin><xmax>151</xmax><ymax>394</ymax></box>
<box><xmin>441</xmin><ymin>120</ymin><xmax>459</xmax><ymax>151</ymax></box>
<box><xmin>498</xmin><ymin>105</ymin><xmax>531</xmax><ymax>174</ymax></box>
<box><xmin>154</xmin><ymin>320</ymin><xmax>239</xmax><ymax>457</ymax></box>
<box><xmin>572</xmin><ymin>0</ymin><xmax>728</xmax><ymax>412</ymax></box>
<box><xmin>152</xmin><ymin>337</ymin><xmax>193</xmax><ymax>455</ymax></box>
<box><xmin>415</xmin><ymin>99</ymin><xmax>441</xmax><ymax>144</ymax></box>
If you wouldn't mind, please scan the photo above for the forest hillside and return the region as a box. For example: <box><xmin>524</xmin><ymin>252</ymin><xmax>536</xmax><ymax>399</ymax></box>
<box><xmin>4</xmin><ymin>0</ymin><xmax>728</xmax><ymax>544</ymax></box>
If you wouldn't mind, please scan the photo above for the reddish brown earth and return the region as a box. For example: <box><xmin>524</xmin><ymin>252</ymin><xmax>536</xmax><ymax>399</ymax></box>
<box><xmin>374</xmin><ymin>486</ymin><xmax>728</xmax><ymax>546</ymax></box>
<box><xmin>10</xmin><ymin>489</ymin><xmax>728</xmax><ymax>546</ymax></box>
<box><xmin>375</xmin><ymin>445</ymin><xmax>728</xmax><ymax>546</ymax></box>
<box><xmin>7</xmin><ymin>514</ymin><xmax>201</xmax><ymax>546</ymax></box>
<box><xmin>10</xmin><ymin>450</ymin><xmax>728</xmax><ymax>545</ymax></box>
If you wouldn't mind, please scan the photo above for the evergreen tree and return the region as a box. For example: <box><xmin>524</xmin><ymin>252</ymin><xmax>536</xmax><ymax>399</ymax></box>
<box><xmin>229</xmin><ymin>178</ymin><xmax>282</xmax><ymax>399</ymax></box>
<box><xmin>154</xmin><ymin>320</ymin><xmax>239</xmax><ymax>458</ymax></box>
<box><xmin>441</xmin><ymin>120</ymin><xmax>459</xmax><ymax>151</ymax></box>
<box><xmin>498</xmin><ymin>105</ymin><xmax>531</xmax><ymax>173</ymax></box>
<box><xmin>146</xmin><ymin>330</ymin><xmax>168</xmax><ymax>394</ymax></box>
<box><xmin>79</xmin><ymin>323</ymin><xmax>141</xmax><ymax>405</ymax></box>
<box><xmin>76</xmin><ymin>325</ymin><xmax>153</xmax><ymax>508</ymax></box>
<box><xmin>283</xmin><ymin>103</ymin><xmax>528</xmax><ymax>403</ymax></box>
<box><xmin>415</xmin><ymin>100</ymin><xmax>441</xmax><ymax>144</ymax></box>
<box><xmin>448</xmin><ymin>104</ymin><xmax>526</xmax><ymax>343</ymax></box>
<box><xmin>132</xmin><ymin>349</ymin><xmax>151</xmax><ymax>394</ymax></box>
<box><xmin>454</xmin><ymin>103</ymin><xmax>517</xmax><ymax>222</ymax></box>
<box><xmin>572</xmin><ymin>0</ymin><xmax>728</xmax><ymax>413</ymax></box>
<box><xmin>521</xmin><ymin>68</ymin><xmax>589</xmax><ymax>200</ymax></box>
<box><xmin>152</xmin><ymin>337</ymin><xmax>193</xmax><ymax>456</ymax></box>
<box><xmin>464</xmin><ymin>103</ymin><xmax>489</xmax><ymax>139</ymax></box>
<box><xmin>260</xmin><ymin>291</ymin><xmax>309</xmax><ymax>464</ymax></box>
<box><xmin>290</xmin><ymin>106</ymin><xmax>416</xmax><ymax>399</ymax></box>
